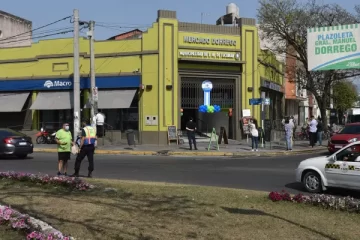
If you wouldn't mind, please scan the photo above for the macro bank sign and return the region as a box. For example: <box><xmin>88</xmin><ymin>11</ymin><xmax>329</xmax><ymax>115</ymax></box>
<box><xmin>43</xmin><ymin>80</ymin><xmax>72</xmax><ymax>89</ymax></box>
<box><xmin>307</xmin><ymin>24</ymin><xmax>360</xmax><ymax>71</ymax></box>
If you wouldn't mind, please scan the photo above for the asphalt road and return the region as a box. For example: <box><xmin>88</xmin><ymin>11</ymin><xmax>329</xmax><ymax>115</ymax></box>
<box><xmin>0</xmin><ymin>152</ymin><xmax>330</xmax><ymax>194</ymax></box>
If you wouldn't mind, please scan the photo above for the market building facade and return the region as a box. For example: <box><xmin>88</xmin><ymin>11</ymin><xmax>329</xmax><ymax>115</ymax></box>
<box><xmin>0</xmin><ymin>10</ymin><xmax>283</xmax><ymax>144</ymax></box>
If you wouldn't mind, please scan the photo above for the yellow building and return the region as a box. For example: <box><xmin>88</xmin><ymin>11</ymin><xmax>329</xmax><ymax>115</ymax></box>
<box><xmin>258</xmin><ymin>49</ymin><xmax>285</xmax><ymax>122</ymax></box>
<box><xmin>0</xmin><ymin>10</ymin><xmax>283</xmax><ymax>144</ymax></box>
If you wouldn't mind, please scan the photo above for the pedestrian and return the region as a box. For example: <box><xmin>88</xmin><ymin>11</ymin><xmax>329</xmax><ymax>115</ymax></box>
<box><xmin>284</xmin><ymin>119</ymin><xmax>293</xmax><ymax>151</ymax></box>
<box><xmin>72</xmin><ymin>120</ymin><xmax>97</xmax><ymax>178</ymax></box>
<box><xmin>317</xmin><ymin>117</ymin><xmax>323</xmax><ymax>146</ymax></box>
<box><xmin>55</xmin><ymin>123</ymin><xmax>74</xmax><ymax>176</ymax></box>
<box><xmin>249</xmin><ymin>119</ymin><xmax>259</xmax><ymax>152</ymax></box>
<box><xmin>186</xmin><ymin>117</ymin><xmax>198</xmax><ymax>150</ymax></box>
<box><xmin>309</xmin><ymin>116</ymin><xmax>318</xmax><ymax>148</ymax></box>
<box><xmin>95</xmin><ymin>110</ymin><xmax>105</xmax><ymax>137</ymax></box>
<box><xmin>289</xmin><ymin>116</ymin><xmax>295</xmax><ymax>145</ymax></box>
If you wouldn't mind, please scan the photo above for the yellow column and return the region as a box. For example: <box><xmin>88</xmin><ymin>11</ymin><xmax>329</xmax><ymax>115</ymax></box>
<box><xmin>31</xmin><ymin>91</ymin><xmax>38</xmax><ymax>130</ymax></box>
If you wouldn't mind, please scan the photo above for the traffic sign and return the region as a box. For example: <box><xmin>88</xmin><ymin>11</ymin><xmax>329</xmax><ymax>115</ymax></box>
<box><xmin>249</xmin><ymin>98</ymin><xmax>262</xmax><ymax>105</ymax></box>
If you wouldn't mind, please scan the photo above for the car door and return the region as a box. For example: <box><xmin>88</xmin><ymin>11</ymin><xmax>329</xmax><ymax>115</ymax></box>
<box><xmin>325</xmin><ymin>143</ymin><xmax>360</xmax><ymax>189</ymax></box>
<box><xmin>336</xmin><ymin>144</ymin><xmax>360</xmax><ymax>189</ymax></box>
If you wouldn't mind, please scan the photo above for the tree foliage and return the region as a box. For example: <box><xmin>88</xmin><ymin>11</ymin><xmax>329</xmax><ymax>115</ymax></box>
<box><xmin>333</xmin><ymin>81</ymin><xmax>358</xmax><ymax>111</ymax></box>
<box><xmin>257</xmin><ymin>0</ymin><xmax>360</xmax><ymax>127</ymax></box>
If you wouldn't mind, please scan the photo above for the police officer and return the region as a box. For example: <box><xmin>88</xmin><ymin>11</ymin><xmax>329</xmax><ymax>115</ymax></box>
<box><xmin>72</xmin><ymin>120</ymin><xmax>97</xmax><ymax>178</ymax></box>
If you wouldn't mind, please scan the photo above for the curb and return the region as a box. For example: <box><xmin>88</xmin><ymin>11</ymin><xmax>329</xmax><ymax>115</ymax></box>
<box><xmin>33</xmin><ymin>148</ymin><xmax>157</xmax><ymax>156</ymax></box>
<box><xmin>33</xmin><ymin>148</ymin><xmax>326</xmax><ymax>157</ymax></box>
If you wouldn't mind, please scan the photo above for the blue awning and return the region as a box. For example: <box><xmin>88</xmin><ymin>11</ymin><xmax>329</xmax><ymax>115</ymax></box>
<box><xmin>0</xmin><ymin>75</ymin><xmax>141</xmax><ymax>92</ymax></box>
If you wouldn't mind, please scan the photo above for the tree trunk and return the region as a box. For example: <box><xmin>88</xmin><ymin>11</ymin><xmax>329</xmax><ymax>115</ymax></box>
<box><xmin>317</xmin><ymin>99</ymin><xmax>328</xmax><ymax>131</ymax></box>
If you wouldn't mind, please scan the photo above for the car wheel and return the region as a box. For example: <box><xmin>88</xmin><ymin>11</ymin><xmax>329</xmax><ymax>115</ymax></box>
<box><xmin>36</xmin><ymin>136</ymin><xmax>45</xmax><ymax>144</ymax></box>
<box><xmin>303</xmin><ymin>171</ymin><xmax>322</xmax><ymax>193</ymax></box>
<box><xmin>16</xmin><ymin>154</ymin><xmax>28</xmax><ymax>159</ymax></box>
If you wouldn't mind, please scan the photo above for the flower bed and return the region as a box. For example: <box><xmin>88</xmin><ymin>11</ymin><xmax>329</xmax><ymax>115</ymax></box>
<box><xmin>269</xmin><ymin>190</ymin><xmax>360</xmax><ymax>213</ymax></box>
<box><xmin>0</xmin><ymin>205</ymin><xmax>75</xmax><ymax>240</ymax></box>
<box><xmin>0</xmin><ymin>172</ymin><xmax>94</xmax><ymax>191</ymax></box>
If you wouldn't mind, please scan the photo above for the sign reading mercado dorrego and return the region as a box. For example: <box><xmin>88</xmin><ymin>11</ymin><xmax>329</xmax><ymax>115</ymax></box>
<box><xmin>307</xmin><ymin>24</ymin><xmax>360</xmax><ymax>71</ymax></box>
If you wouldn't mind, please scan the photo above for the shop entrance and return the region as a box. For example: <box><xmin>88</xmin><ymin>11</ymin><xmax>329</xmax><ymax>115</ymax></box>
<box><xmin>180</xmin><ymin>77</ymin><xmax>236</xmax><ymax>138</ymax></box>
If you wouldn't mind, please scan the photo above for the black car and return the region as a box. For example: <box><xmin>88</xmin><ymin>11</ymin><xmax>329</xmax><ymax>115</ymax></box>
<box><xmin>0</xmin><ymin>128</ymin><xmax>33</xmax><ymax>159</ymax></box>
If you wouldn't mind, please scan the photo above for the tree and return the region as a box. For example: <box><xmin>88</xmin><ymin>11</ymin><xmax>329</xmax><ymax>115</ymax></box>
<box><xmin>333</xmin><ymin>81</ymin><xmax>359</xmax><ymax>123</ymax></box>
<box><xmin>333</xmin><ymin>81</ymin><xmax>358</xmax><ymax>111</ymax></box>
<box><xmin>257</xmin><ymin>0</ymin><xmax>360</xmax><ymax>129</ymax></box>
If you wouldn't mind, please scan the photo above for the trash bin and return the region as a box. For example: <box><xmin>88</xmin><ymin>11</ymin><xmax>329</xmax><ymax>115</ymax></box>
<box><xmin>126</xmin><ymin>129</ymin><xmax>135</xmax><ymax>146</ymax></box>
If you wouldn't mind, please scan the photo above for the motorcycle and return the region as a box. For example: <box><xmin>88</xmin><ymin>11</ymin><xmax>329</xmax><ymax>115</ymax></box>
<box><xmin>35</xmin><ymin>128</ymin><xmax>56</xmax><ymax>144</ymax></box>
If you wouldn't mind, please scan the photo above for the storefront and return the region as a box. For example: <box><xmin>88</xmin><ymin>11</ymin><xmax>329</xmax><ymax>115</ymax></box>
<box><xmin>177</xmin><ymin>32</ymin><xmax>244</xmax><ymax>139</ymax></box>
<box><xmin>260</xmin><ymin>78</ymin><xmax>284</xmax><ymax>122</ymax></box>
<box><xmin>0</xmin><ymin>10</ymin><xmax>272</xmax><ymax>144</ymax></box>
<box><xmin>0</xmin><ymin>76</ymin><xmax>140</xmax><ymax>131</ymax></box>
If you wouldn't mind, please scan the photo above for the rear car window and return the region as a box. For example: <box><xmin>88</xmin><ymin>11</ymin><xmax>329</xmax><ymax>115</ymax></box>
<box><xmin>0</xmin><ymin>129</ymin><xmax>26</xmax><ymax>139</ymax></box>
<box><xmin>339</xmin><ymin>125</ymin><xmax>360</xmax><ymax>134</ymax></box>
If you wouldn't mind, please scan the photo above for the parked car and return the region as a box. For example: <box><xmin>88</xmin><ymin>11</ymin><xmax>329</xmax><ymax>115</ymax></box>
<box><xmin>296</xmin><ymin>141</ymin><xmax>360</xmax><ymax>193</ymax></box>
<box><xmin>0</xmin><ymin>128</ymin><xmax>33</xmax><ymax>159</ymax></box>
<box><xmin>327</xmin><ymin>123</ymin><xmax>360</xmax><ymax>153</ymax></box>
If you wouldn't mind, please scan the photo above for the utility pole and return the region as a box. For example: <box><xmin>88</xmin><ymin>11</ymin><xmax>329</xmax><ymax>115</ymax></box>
<box><xmin>88</xmin><ymin>20</ymin><xmax>98</xmax><ymax>127</ymax></box>
<box><xmin>73</xmin><ymin>9</ymin><xmax>81</xmax><ymax>140</ymax></box>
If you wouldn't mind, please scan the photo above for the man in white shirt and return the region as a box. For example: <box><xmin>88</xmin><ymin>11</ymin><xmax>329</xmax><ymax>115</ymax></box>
<box><xmin>309</xmin><ymin>116</ymin><xmax>318</xmax><ymax>148</ymax></box>
<box><xmin>95</xmin><ymin>110</ymin><xmax>105</xmax><ymax>137</ymax></box>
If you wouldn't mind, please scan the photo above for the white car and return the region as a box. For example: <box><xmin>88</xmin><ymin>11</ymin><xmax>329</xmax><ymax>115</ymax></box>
<box><xmin>296</xmin><ymin>141</ymin><xmax>360</xmax><ymax>193</ymax></box>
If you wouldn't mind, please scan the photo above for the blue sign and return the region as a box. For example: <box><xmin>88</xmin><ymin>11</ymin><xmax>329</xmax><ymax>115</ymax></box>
<box><xmin>249</xmin><ymin>98</ymin><xmax>262</xmax><ymax>105</ymax></box>
<box><xmin>201</xmin><ymin>80</ymin><xmax>213</xmax><ymax>106</ymax></box>
<box><xmin>0</xmin><ymin>75</ymin><xmax>141</xmax><ymax>92</ymax></box>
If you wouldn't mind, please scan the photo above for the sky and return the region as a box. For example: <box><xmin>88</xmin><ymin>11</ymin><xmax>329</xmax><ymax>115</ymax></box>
<box><xmin>1</xmin><ymin>0</ymin><xmax>359</xmax><ymax>41</ymax></box>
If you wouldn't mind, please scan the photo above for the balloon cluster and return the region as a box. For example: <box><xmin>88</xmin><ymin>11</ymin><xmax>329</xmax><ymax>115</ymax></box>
<box><xmin>198</xmin><ymin>105</ymin><xmax>221</xmax><ymax>113</ymax></box>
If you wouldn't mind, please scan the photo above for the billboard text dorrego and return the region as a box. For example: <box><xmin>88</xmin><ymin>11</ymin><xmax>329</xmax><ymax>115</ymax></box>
<box><xmin>307</xmin><ymin>24</ymin><xmax>360</xmax><ymax>71</ymax></box>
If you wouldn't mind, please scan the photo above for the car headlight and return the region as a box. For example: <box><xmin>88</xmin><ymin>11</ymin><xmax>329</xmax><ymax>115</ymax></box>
<box><xmin>348</xmin><ymin>138</ymin><xmax>358</xmax><ymax>143</ymax></box>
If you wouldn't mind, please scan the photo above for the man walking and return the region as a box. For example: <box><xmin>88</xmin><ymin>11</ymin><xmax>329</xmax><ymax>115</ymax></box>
<box><xmin>55</xmin><ymin>123</ymin><xmax>74</xmax><ymax>176</ymax></box>
<box><xmin>95</xmin><ymin>110</ymin><xmax>105</xmax><ymax>137</ymax></box>
<box><xmin>72</xmin><ymin>120</ymin><xmax>97</xmax><ymax>178</ymax></box>
<box><xmin>186</xmin><ymin>117</ymin><xmax>198</xmax><ymax>150</ymax></box>
<box><xmin>309</xmin><ymin>116</ymin><xmax>318</xmax><ymax>148</ymax></box>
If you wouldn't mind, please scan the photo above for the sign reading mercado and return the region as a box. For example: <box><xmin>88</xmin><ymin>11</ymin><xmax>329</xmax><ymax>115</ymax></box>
<box><xmin>307</xmin><ymin>24</ymin><xmax>360</xmax><ymax>71</ymax></box>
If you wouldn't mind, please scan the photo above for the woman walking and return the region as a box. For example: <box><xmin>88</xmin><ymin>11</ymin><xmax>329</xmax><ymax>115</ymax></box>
<box><xmin>284</xmin><ymin>119</ymin><xmax>293</xmax><ymax>151</ymax></box>
<box><xmin>249</xmin><ymin>119</ymin><xmax>259</xmax><ymax>152</ymax></box>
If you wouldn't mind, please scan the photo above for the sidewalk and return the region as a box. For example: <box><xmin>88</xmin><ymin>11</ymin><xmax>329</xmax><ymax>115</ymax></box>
<box><xmin>33</xmin><ymin>140</ymin><xmax>328</xmax><ymax>157</ymax></box>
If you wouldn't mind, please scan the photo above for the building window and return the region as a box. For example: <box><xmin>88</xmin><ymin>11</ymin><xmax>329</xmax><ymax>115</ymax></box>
<box><xmin>0</xmin><ymin>30</ymin><xmax>3</xmax><ymax>39</ymax></box>
<box><xmin>101</xmin><ymin>93</ymin><xmax>139</xmax><ymax>132</ymax></box>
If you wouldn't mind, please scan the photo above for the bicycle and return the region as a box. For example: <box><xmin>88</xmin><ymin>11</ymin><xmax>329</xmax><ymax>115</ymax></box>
<box><xmin>322</xmin><ymin>130</ymin><xmax>331</xmax><ymax>140</ymax></box>
<box><xmin>294</xmin><ymin>128</ymin><xmax>309</xmax><ymax>140</ymax></box>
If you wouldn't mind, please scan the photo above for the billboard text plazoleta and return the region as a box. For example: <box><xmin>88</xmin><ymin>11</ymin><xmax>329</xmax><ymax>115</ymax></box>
<box><xmin>307</xmin><ymin>24</ymin><xmax>360</xmax><ymax>71</ymax></box>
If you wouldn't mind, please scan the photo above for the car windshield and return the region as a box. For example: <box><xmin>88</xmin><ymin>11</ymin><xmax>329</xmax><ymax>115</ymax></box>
<box><xmin>338</xmin><ymin>125</ymin><xmax>360</xmax><ymax>134</ymax></box>
<box><xmin>0</xmin><ymin>129</ymin><xmax>26</xmax><ymax>139</ymax></box>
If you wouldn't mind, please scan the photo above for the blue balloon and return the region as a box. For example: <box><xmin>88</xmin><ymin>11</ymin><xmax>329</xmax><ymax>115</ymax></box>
<box><xmin>198</xmin><ymin>105</ymin><xmax>207</xmax><ymax>113</ymax></box>
<box><xmin>213</xmin><ymin>105</ymin><xmax>221</xmax><ymax>113</ymax></box>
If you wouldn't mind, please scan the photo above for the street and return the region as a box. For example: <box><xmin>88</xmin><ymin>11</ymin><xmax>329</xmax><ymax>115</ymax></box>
<box><xmin>0</xmin><ymin>152</ymin><xmax>328</xmax><ymax>193</ymax></box>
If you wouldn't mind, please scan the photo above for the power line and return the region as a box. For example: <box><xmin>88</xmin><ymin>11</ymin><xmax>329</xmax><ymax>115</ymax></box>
<box><xmin>0</xmin><ymin>30</ymin><xmax>74</xmax><ymax>45</ymax></box>
<box><xmin>0</xmin><ymin>15</ymin><xmax>73</xmax><ymax>42</ymax></box>
<box><xmin>95</xmin><ymin>24</ymin><xmax>150</xmax><ymax>31</ymax></box>
<box><xmin>96</xmin><ymin>21</ymin><xmax>151</xmax><ymax>27</ymax></box>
